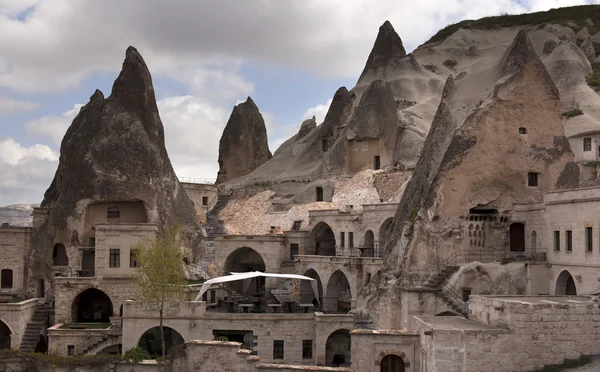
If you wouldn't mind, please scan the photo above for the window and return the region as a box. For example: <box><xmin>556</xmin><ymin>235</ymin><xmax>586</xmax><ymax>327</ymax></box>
<box><xmin>302</xmin><ymin>340</ymin><xmax>313</xmax><ymax>359</ymax></box>
<box><xmin>202</xmin><ymin>196</ymin><xmax>209</xmax><ymax>206</ymax></box>
<box><xmin>316</xmin><ymin>187</ymin><xmax>324</xmax><ymax>202</ymax></box>
<box><xmin>584</xmin><ymin>138</ymin><xmax>592</xmax><ymax>152</ymax></box>
<box><xmin>566</xmin><ymin>230</ymin><xmax>573</xmax><ymax>252</ymax></box>
<box><xmin>210</xmin><ymin>290</ymin><xmax>216</xmax><ymax>304</ymax></box>
<box><xmin>554</xmin><ymin>231</ymin><xmax>561</xmax><ymax>251</ymax></box>
<box><xmin>462</xmin><ymin>288</ymin><xmax>471</xmax><ymax>302</ymax></box>
<box><xmin>587</xmin><ymin>227</ymin><xmax>593</xmax><ymax>252</ymax></box>
<box><xmin>290</xmin><ymin>243</ymin><xmax>299</xmax><ymax>260</ymax></box>
<box><xmin>519</xmin><ymin>127</ymin><xmax>527</xmax><ymax>134</ymax></box>
<box><xmin>292</xmin><ymin>220</ymin><xmax>302</xmax><ymax>231</ymax></box>
<box><xmin>365</xmin><ymin>273</ymin><xmax>372</xmax><ymax>285</ymax></box>
<box><xmin>1</xmin><ymin>269</ymin><xmax>13</xmax><ymax>289</ymax></box>
<box><xmin>527</xmin><ymin>172</ymin><xmax>539</xmax><ymax>187</ymax></box>
<box><xmin>348</xmin><ymin>232</ymin><xmax>354</xmax><ymax>248</ymax></box>
<box><xmin>107</xmin><ymin>205</ymin><xmax>120</xmax><ymax>219</ymax></box>
<box><xmin>321</xmin><ymin>138</ymin><xmax>328</xmax><ymax>152</ymax></box>
<box><xmin>68</xmin><ymin>345</ymin><xmax>75</xmax><ymax>356</ymax></box>
<box><xmin>130</xmin><ymin>250</ymin><xmax>138</xmax><ymax>268</ymax></box>
<box><xmin>340</xmin><ymin>232</ymin><xmax>345</xmax><ymax>248</ymax></box>
<box><xmin>273</xmin><ymin>340</ymin><xmax>284</xmax><ymax>359</ymax></box>
<box><xmin>109</xmin><ymin>249</ymin><xmax>120</xmax><ymax>268</ymax></box>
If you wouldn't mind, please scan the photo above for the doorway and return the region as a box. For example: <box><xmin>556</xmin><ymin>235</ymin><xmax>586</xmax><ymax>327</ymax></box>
<box><xmin>374</xmin><ymin>156</ymin><xmax>381</xmax><ymax>170</ymax></box>
<box><xmin>509</xmin><ymin>223</ymin><xmax>525</xmax><ymax>252</ymax></box>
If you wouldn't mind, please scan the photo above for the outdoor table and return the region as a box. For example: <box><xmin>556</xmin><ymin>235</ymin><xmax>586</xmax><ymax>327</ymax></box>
<box><xmin>238</xmin><ymin>304</ymin><xmax>254</xmax><ymax>313</ymax></box>
<box><xmin>268</xmin><ymin>304</ymin><xmax>283</xmax><ymax>313</ymax></box>
<box><xmin>299</xmin><ymin>303</ymin><xmax>314</xmax><ymax>313</ymax></box>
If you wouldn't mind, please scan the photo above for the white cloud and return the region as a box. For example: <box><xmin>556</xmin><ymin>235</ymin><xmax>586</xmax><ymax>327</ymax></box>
<box><xmin>0</xmin><ymin>95</ymin><xmax>38</xmax><ymax>116</ymax></box>
<box><xmin>0</xmin><ymin>137</ymin><xmax>58</xmax><ymax>205</ymax></box>
<box><xmin>302</xmin><ymin>98</ymin><xmax>332</xmax><ymax>124</ymax></box>
<box><xmin>25</xmin><ymin>103</ymin><xmax>83</xmax><ymax>145</ymax></box>
<box><xmin>0</xmin><ymin>0</ymin><xmax>596</xmax><ymax>93</ymax></box>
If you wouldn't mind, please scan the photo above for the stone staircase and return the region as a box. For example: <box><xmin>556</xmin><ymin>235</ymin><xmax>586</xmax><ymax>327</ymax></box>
<box><xmin>423</xmin><ymin>265</ymin><xmax>459</xmax><ymax>289</ymax></box>
<box><xmin>425</xmin><ymin>265</ymin><xmax>468</xmax><ymax>317</ymax></box>
<box><xmin>19</xmin><ymin>303</ymin><xmax>50</xmax><ymax>352</ymax></box>
<box><xmin>204</xmin><ymin>194</ymin><xmax>230</xmax><ymax>240</ymax></box>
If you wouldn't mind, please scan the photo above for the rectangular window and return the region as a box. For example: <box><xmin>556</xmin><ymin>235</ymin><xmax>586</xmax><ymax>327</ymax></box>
<box><xmin>68</xmin><ymin>345</ymin><xmax>75</xmax><ymax>356</ymax></box>
<box><xmin>202</xmin><ymin>196</ymin><xmax>209</xmax><ymax>206</ymax></box>
<box><xmin>273</xmin><ymin>340</ymin><xmax>284</xmax><ymax>359</ymax></box>
<box><xmin>290</xmin><ymin>243</ymin><xmax>299</xmax><ymax>260</ymax></box>
<box><xmin>348</xmin><ymin>232</ymin><xmax>354</xmax><ymax>248</ymax></box>
<box><xmin>210</xmin><ymin>290</ymin><xmax>216</xmax><ymax>304</ymax></box>
<box><xmin>566</xmin><ymin>230</ymin><xmax>573</xmax><ymax>252</ymax></box>
<box><xmin>462</xmin><ymin>288</ymin><xmax>472</xmax><ymax>302</ymax></box>
<box><xmin>107</xmin><ymin>209</ymin><xmax>120</xmax><ymax>219</ymax></box>
<box><xmin>130</xmin><ymin>250</ymin><xmax>138</xmax><ymax>268</ymax></box>
<box><xmin>584</xmin><ymin>138</ymin><xmax>592</xmax><ymax>152</ymax></box>
<box><xmin>302</xmin><ymin>340</ymin><xmax>313</xmax><ymax>359</ymax></box>
<box><xmin>340</xmin><ymin>232</ymin><xmax>345</xmax><ymax>248</ymax></box>
<box><xmin>89</xmin><ymin>237</ymin><xmax>95</xmax><ymax>247</ymax></box>
<box><xmin>109</xmin><ymin>249</ymin><xmax>120</xmax><ymax>268</ymax></box>
<box><xmin>527</xmin><ymin>172</ymin><xmax>539</xmax><ymax>187</ymax></box>
<box><xmin>292</xmin><ymin>220</ymin><xmax>302</xmax><ymax>231</ymax></box>
<box><xmin>587</xmin><ymin>227</ymin><xmax>593</xmax><ymax>252</ymax></box>
<box><xmin>554</xmin><ymin>231</ymin><xmax>560</xmax><ymax>252</ymax></box>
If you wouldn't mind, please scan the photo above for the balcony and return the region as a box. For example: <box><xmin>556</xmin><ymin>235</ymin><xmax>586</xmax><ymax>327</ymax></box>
<box><xmin>303</xmin><ymin>245</ymin><xmax>382</xmax><ymax>258</ymax></box>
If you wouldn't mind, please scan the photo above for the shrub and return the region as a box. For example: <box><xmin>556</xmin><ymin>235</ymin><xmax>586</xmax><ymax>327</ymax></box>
<box><xmin>562</xmin><ymin>108</ymin><xmax>584</xmax><ymax>118</ymax></box>
<box><xmin>443</xmin><ymin>59</ymin><xmax>458</xmax><ymax>68</ymax></box>
<box><xmin>123</xmin><ymin>347</ymin><xmax>151</xmax><ymax>363</ymax></box>
<box><xmin>409</xmin><ymin>208</ymin><xmax>419</xmax><ymax>223</ymax></box>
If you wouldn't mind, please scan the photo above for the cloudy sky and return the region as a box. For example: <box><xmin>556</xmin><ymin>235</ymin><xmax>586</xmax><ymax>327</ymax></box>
<box><xmin>0</xmin><ymin>0</ymin><xmax>597</xmax><ymax>206</ymax></box>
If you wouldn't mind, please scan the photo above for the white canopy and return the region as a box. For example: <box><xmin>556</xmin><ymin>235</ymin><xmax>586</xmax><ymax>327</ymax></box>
<box><xmin>194</xmin><ymin>271</ymin><xmax>319</xmax><ymax>304</ymax></box>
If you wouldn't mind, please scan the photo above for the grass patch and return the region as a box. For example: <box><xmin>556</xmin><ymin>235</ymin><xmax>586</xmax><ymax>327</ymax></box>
<box><xmin>533</xmin><ymin>355</ymin><xmax>592</xmax><ymax>371</ymax></box>
<box><xmin>59</xmin><ymin>323</ymin><xmax>110</xmax><ymax>330</ymax></box>
<box><xmin>424</xmin><ymin>5</ymin><xmax>600</xmax><ymax>45</ymax></box>
<box><xmin>0</xmin><ymin>349</ymin><xmax>123</xmax><ymax>366</ymax></box>
<box><xmin>6</xmin><ymin>298</ymin><xmax>26</xmax><ymax>303</ymax></box>
<box><xmin>187</xmin><ymin>279</ymin><xmax>205</xmax><ymax>285</ymax></box>
<box><xmin>562</xmin><ymin>108</ymin><xmax>584</xmax><ymax>118</ymax></box>
<box><xmin>409</xmin><ymin>208</ymin><xmax>419</xmax><ymax>223</ymax></box>
<box><xmin>585</xmin><ymin>160</ymin><xmax>600</xmax><ymax>167</ymax></box>
<box><xmin>443</xmin><ymin>59</ymin><xmax>458</xmax><ymax>68</ymax></box>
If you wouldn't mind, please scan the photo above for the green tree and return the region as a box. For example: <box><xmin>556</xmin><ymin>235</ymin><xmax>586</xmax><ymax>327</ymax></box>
<box><xmin>132</xmin><ymin>225</ymin><xmax>188</xmax><ymax>359</ymax></box>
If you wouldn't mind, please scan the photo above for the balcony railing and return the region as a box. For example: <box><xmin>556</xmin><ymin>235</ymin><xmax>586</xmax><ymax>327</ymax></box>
<box><xmin>302</xmin><ymin>246</ymin><xmax>382</xmax><ymax>258</ymax></box>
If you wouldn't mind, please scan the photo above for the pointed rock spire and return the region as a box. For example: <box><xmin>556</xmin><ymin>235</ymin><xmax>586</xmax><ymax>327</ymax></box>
<box><xmin>298</xmin><ymin>116</ymin><xmax>316</xmax><ymax>140</ymax></box>
<box><xmin>110</xmin><ymin>47</ymin><xmax>158</xmax><ymax>113</ymax></box>
<box><xmin>359</xmin><ymin>20</ymin><xmax>407</xmax><ymax>81</ymax></box>
<box><xmin>500</xmin><ymin>29</ymin><xmax>541</xmax><ymax>75</ymax></box>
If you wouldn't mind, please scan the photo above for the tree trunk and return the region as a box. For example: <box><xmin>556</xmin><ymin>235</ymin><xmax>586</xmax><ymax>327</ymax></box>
<box><xmin>160</xmin><ymin>312</ymin><xmax>166</xmax><ymax>359</ymax></box>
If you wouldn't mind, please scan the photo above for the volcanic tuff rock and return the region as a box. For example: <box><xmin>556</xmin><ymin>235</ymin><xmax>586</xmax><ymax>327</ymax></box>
<box><xmin>298</xmin><ymin>116</ymin><xmax>317</xmax><ymax>140</ymax></box>
<box><xmin>216</xmin><ymin>97</ymin><xmax>272</xmax><ymax>184</ymax></box>
<box><xmin>357</xmin><ymin>30</ymin><xmax>579</xmax><ymax>329</ymax></box>
<box><xmin>358</xmin><ymin>20</ymin><xmax>407</xmax><ymax>82</ymax></box>
<box><xmin>31</xmin><ymin>47</ymin><xmax>203</xmax><ymax>293</ymax></box>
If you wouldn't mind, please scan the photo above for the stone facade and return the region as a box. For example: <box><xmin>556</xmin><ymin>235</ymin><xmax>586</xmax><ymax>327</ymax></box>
<box><xmin>0</xmin><ymin>226</ymin><xmax>32</xmax><ymax>294</ymax></box>
<box><xmin>0</xmin><ymin>299</ymin><xmax>39</xmax><ymax>349</ymax></box>
<box><xmin>350</xmin><ymin>330</ymin><xmax>420</xmax><ymax>372</ymax></box>
<box><xmin>181</xmin><ymin>183</ymin><xmax>218</xmax><ymax>224</ymax></box>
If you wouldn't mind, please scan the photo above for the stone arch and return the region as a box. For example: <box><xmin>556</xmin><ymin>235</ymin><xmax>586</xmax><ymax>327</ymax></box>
<box><xmin>379</xmin><ymin>218</ymin><xmax>394</xmax><ymax>254</ymax></box>
<box><xmin>138</xmin><ymin>326</ymin><xmax>184</xmax><ymax>358</ymax></box>
<box><xmin>435</xmin><ymin>311</ymin><xmax>462</xmax><ymax>317</ymax></box>
<box><xmin>375</xmin><ymin>350</ymin><xmax>410</xmax><ymax>369</ymax></box>
<box><xmin>509</xmin><ymin>222</ymin><xmax>525</xmax><ymax>252</ymax></box>
<box><xmin>71</xmin><ymin>288</ymin><xmax>114</xmax><ymax>323</ymax></box>
<box><xmin>531</xmin><ymin>230</ymin><xmax>537</xmax><ymax>252</ymax></box>
<box><xmin>325</xmin><ymin>329</ymin><xmax>351</xmax><ymax>367</ymax></box>
<box><xmin>52</xmin><ymin>243</ymin><xmax>69</xmax><ymax>266</ymax></box>
<box><xmin>325</xmin><ymin>270</ymin><xmax>351</xmax><ymax>313</ymax></box>
<box><xmin>300</xmin><ymin>269</ymin><xmax>324</xmax><ymax>309</ymax></box>
<box><xmin>224</xmin><ymin>247</ymin><xmax>266</xmax><ymax>295</ymax></box>
<box><xmin>0</xmin><ymin>318</ymin><xmax>12</xmax><ymax>349</ymax></box>
<box><xmin>555</xmin><ymin>270</ymin><xmax>577</xmax><ymax>295</ymax></box>
<box><xmin>363</xmin><ymin>230</ymin><xmax>375</xmax><ymax>257</ymax></box>
<box><xmin>310</xmin><ymin>222</ymin><xmax>336</xmax><ymax>256</ymax></box>
<box><xmin>96</xmin><ymin>343</ymin><xmax>121</xmax><ymax>355</ymax></box>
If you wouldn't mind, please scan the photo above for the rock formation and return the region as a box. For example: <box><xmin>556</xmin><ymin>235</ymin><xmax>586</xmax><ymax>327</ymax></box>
<box><xmin>31</xmin><ymin>47</ymin><xmax>203</xmax><ymax>293</ymax></box>
<box><xmin>357</xmin><ymin>30</ymin><xmax>579</xmax><ymax>328</ymax></box>
<box><xmin>216</xmin><ymin>97</ymin><xmax>272</xmax><ymax>184</ymax></box>
<box><xmin>298</xmin><ymin>116</ymin><xmax>316</xmax><ymax>140</ymax></box>
<box><xmin>358</xmin><ymin>20</ymin><xmax>407</xmax><ymax>82</ymax></box>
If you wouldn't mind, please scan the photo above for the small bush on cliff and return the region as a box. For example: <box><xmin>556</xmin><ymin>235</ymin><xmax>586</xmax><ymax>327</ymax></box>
<box><xmin>443</xmin><ymin>59</ymin><xmax>457</xmax><ymax>68</ymax></box>
<box><xmin>123</xmin><ymin>347</ymin><xmax>151</xmax><ymax>363</ymax></box>
<box><xmin>562</xmin><ymin>108</ymin><xmax>584</xmax><ymax>118</ymax></box>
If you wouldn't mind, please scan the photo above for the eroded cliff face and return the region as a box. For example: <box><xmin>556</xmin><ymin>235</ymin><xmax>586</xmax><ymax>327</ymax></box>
<box><xmin>30</xmin><ymin>47</ymin><xmax>204</xmax><ymax>294</ymax></box>
<box><xmin>357</xmin><ymin>30</ymin><xmax>579</xmax><ymax>329</ymax></box>
<box><xmin>216</xmin><ymin>97</ymin><xmax>272</xmax><ymax>184</ymax></box>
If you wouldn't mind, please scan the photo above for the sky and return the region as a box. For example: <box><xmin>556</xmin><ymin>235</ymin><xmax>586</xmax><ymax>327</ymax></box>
<box><xmin>0</xmin><ymin>0</ymin><xmax>598</xmax><ymax>206</ymax></box>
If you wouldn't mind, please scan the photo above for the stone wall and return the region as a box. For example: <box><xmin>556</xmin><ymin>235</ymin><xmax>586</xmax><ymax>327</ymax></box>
<box><xmin>0</xmin><ymin>299</ymin><xmax>39</xmax><ymax>348</ymax></box>
<box><xmin>215</xmin><ymin>235</ymin><xmax>286</xmax><ymax>273</ymax></box>
<box><xmin>350</xmin><ymin>330</ymin><xmax>420</xmax><ymax>372</ymax></box>
<box><xmin>0</xmin><ymin>226</ymin><xmax>32</xmax><ymax>294</ymax></box>
<box><xmin>181</xmin><ymin>183</ymin><xmax>218</xmax><ymax>224</ymax></box>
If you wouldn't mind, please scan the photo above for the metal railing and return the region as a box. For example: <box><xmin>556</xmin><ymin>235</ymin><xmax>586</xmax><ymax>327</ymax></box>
<box><xmin>302</xmin><ymin>246</ymin><xmax>382</xmax><ymax>258</ymax></box>
<box><xmin>179</xmin><ymin>177</ymin><xmax>216</xmax><ymax>185</ymax></box>
<box><xmin>59</xmin><ymin>326</ymin><xmax>113</xmax><ymax>356</ymax></box>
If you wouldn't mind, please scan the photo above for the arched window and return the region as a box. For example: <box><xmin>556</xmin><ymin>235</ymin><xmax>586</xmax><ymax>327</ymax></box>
<box><xmin>1</xmin><ymin>269</ymin><xmax>13</xmax><ymax>289</ymax></box>
<box><xmin>52</xmin><ymin>243</ymin><xmax>69</xmax><ymax>266</ymax></box>
<box><xmin>381</xmin><ymin>354</ymin><xmax>405</xmax><ymax>372</ymax></box>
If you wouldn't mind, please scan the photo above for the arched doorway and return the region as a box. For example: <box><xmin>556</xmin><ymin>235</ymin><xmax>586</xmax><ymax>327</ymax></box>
<box><xmin>531</xmin><ymin>231</ymin><xmax>537</xmax><ymax>253</ymax></box>
<box><xmin>138</xmin><ymin>326</ymin><xmax>184</xmax><ymax>358</ymax></box>
<box><xmin>52</xmin><ymin>243</ymin><xmax>69</xmax><ymax>266</ymax></box>
<box><xmin>224</xmin><ymin>247</ymin><xmax>266</xmax><ymax>296</ymax></box>
<box><xmin>325</xmin><ymin>271</ymin><xmax>351</xmax><ymax>313</ymax></box>
<box><xmin>363</xmin><ymin>230</ymin><xmax>375</xmax><ymax>257</ymax></box>
<box><xmin>34</xmin><ymin>334</ymin><xmax>47</xmax><ymax>353</ymax></box>
<box><xmin>0</xmin><ymin>320</ymin><xmax>10</xmax><ymax>349</ymax></box>
<box><xmin>555</xmin><ymin>270</ymin><xmax>577</xmax><ymax>295</ymax></box>
<box><xmin>379</xmin><ymin>218</ymin><xmax>394</xmax><ymax>256</ymax></box>
<box><xmin>300</xmin><ymin>269</ymin><xmax>323</xmax><ymax>309</ymax></box>
<box><xmin>509</xmin><ymin>223</ymin><xmax>525</xmax><ymax>252</ymax></box>
<box><xmin>381</xmin><ymin>354</ymin><xmax>405</xmax><ymax>372</ymax></box>
<box><xmin>310</xmin><ymin>222</ymin><xmax>336</xmax><ymax>256</ymax></box>
<box><xmin>71</xmin><ymin>288</ymin><xmax>113</xmax><ymax>323</ymax></box>
<box><xmin>325</xmin><ymin>329</ymin><xmax>351</xmax><ymax>367</ymax></box>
